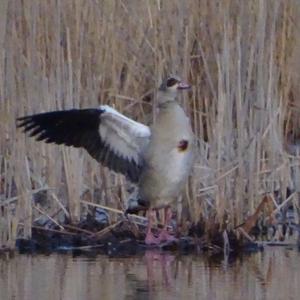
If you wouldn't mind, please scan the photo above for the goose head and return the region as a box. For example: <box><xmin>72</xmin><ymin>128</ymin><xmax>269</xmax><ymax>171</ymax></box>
<box><xmin>157</xmin><ymin>75</ymin><xmax>190</xmax><ymax>105</ymax></box>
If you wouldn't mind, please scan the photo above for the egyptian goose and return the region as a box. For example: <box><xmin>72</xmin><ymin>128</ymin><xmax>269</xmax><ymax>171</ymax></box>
<box><xmin>17</xmin><ymin>76</ymin><xmax>195</xmax><ymax>244</ymax></box>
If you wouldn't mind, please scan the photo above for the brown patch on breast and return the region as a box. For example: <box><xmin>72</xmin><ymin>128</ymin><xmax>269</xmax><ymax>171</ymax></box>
<box><xmin>177</xmin><ymin>139</ymin><xmax>189</xmax><ymax>152</ymax></box>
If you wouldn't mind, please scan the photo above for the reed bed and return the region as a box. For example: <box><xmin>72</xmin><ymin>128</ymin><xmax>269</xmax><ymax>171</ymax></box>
<box><xmin>0</xmin><ymin>0</ymin><xmax>299</xmax><ymax>249</ymax></box>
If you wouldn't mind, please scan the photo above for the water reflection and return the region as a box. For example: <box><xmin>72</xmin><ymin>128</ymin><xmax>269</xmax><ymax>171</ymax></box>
<box><xmin>145</xmin><ymin>250</ymin><xmax>175</xmax><ymax>289</ymax></box>
<box><xmin>0</xmin><ymin>248</ymin><xmax>299</xmax><ymax>300</ymax></box>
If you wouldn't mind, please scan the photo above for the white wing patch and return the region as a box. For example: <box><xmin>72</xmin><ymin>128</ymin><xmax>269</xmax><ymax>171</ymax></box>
<box><xmin>99</xmin><ymin>105</ymin><xmax>151</xmax><ymax>165</ymax></box>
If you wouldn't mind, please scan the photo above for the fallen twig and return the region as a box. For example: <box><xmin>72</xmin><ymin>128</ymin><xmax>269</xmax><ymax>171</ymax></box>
<box><xmin>51</xmin><ymin>192</ymin><xmax>70</xmax><ymax>219</ymax></box>
<box><xmin>33</xmin><ymin>205</ymin><xmax>64</xmax><ymax>230</ymax></box>
<box><xmin>80</xmin><ymin>200</ymin><xmax>148</xmax><ymax>226</ymax></box>
<box><xmin>271</xmin><ymin>191</ymin><xmax>296</xmax><ymax>216</ymax></box>
<box><xmin>236</xmin><ymin>227</ymin><xmax>256</xmax><ymax>242</ymax></box>
<box><xmin>63</xmin><ymin>224</ymin><xmax>95</xmax><ymax>236</ymax></box>
<box><xmin>0</xmin><ymin>187</ymin><xmax>53</xmax><ymax>207</ymax></box>
<box><xmin>80</xmin><ymin>200</ymin><xmax>124</xmax><ymax>214</ymax></box>
<box><xmin>30</xmin><ymin>225</ymin><xmax>77</xmax><ymax>236</ymax></box>
<box><xmin>257</xmin><ymin>241</ymin><xmax>298</xmax><ymax>247</ymax></box>
<box><xmin>91</xmin><ymin>220</ymin><xmax>123</xmax><ymax>239</ymax></box>
<box><xmin>56</xmin><ymin>244</ymin><xmax>105</xmax><ymax>251</ymax></box>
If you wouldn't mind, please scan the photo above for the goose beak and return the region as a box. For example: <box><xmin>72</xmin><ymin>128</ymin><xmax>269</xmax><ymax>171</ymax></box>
<box><xmin>177</xmin><ymin>81</ymin><xmax>191</xmax><ymax>90</ymax></box>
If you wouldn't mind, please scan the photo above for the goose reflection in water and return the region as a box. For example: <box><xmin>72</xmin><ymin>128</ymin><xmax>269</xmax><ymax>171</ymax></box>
<box><xmin>124</xmin><ymin>250</ymin><xmax>176</xmax><ymax>299</ymax></box>
<box><xmin>145</xmin><ymin>250</ymin><xmax>175</xmax><ymax>289</ymax></box>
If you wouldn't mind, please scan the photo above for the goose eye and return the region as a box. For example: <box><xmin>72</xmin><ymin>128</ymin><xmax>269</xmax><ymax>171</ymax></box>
<box><xmin>166</xmin><ymin>78</ymin><xmax>179</xmax><ymax>87</ymax></box>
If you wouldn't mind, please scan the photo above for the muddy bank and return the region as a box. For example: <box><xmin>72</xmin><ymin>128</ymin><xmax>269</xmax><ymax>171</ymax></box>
<box><xmin>2</xmin><ymin>192</ymin><xmax>299</xmax><ymax>256</ymax></box>
<box><xmin>14</xmin><ymin>215</ymin><xmax>266</xmax><ymax>257</ymax></box>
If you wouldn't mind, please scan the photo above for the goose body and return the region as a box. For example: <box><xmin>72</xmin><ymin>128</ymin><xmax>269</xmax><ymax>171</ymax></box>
<box><xmin>17</xmin><ymin>76</ymin><xmax>195</xmax><ymax>244</ymax></box>
<box><xmin>139</xmin><ymin>101</ymin><xmax>195</xmax><ymax>208</ymax></box>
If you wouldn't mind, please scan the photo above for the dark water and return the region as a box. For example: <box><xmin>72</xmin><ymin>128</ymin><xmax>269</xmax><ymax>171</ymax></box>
<box><xmin>0</xmin><ymin>247</ymin><xmax>299</xmax><ymax>300</ymax></box>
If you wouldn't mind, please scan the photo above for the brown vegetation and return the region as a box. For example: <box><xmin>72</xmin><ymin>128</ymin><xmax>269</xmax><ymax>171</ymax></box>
<box><xmin>1</xmin><ymin>0</ymin><xmax>300</xmax><ymax>250</ymax></box>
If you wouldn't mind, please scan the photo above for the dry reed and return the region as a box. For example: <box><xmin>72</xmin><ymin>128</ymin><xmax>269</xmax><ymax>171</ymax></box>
<box><xmin>0</xmin><ymin>0</ymin><xmax>300</xmax><ymax>249</ymax></box>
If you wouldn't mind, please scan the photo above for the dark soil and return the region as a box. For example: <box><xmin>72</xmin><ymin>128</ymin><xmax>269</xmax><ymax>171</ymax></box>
<box><xmin>15</xmin><ymin>217</ymin><xmax>262</xmax><ymax>257</ymax></box>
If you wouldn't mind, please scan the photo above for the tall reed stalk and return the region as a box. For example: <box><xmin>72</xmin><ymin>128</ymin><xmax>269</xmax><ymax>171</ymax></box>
<box><xmin>0</xmin><ymin>0</ymin><xmax>299</xmax><ymax>248</ymax></box>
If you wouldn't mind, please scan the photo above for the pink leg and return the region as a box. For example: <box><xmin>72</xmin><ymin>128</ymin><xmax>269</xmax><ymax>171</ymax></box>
<box><xmin>145</xmin><ymin>209</ymin><xmax>160</xmax><ymax>245</ymax></box>
<box><xmin>157</xmin><ymin>206</ymin><xmax>177</xmax><ymax>243</ymax></box>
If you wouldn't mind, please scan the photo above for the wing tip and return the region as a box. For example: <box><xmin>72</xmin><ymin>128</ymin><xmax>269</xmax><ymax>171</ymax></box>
<box><xmin>16</xmin><ymin>116</ymin><xmax>32</xmax><ymax>128</ymax></box>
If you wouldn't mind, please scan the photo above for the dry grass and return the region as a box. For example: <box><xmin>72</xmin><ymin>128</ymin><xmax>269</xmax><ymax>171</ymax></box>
<box><xmin>1</xmin><ymin>0</ymin><xmax>300</xmax><ymax>248</ymax></box>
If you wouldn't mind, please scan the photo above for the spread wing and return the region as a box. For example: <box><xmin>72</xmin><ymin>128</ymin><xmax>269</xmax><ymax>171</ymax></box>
<box><xmin>17</xmin><ymin>105</ymin><xmax>151</xmax><ymax>183</ymax></box>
